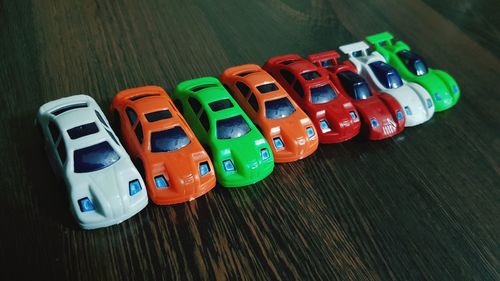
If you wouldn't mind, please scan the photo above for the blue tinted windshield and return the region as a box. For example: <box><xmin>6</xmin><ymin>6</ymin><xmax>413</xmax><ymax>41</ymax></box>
<box><xmin>310</xmin><ymin>84</ymin><xmax>337</xmax><ymax>104</ymax></box>
<box><xmin>397</xmin><ymin>50</ymin><xmax>429</xmax><ymax>76</ymax></box>
<box><xmin>369</xmin><ymin>61</ymin><xmax>403</xmax><ymax>89</ymax></box>
<box><xmin>216</xmin><ymin>115</ymin><xmax>251</xmax><ymax>139</ymax></box>
<box><xmin>74</xmin><ymin>141</ymin><xmax>120</xmax><ymax>173</ymax></box>
<box><xmin>151</xmin><ymin>126</ymin><xmax>191</xmax><ymax>152</ymax></box>
<box><xmin>265</xmin><ymin>97</ymin><xmax>296</xmax><ymax>119</ymax></box>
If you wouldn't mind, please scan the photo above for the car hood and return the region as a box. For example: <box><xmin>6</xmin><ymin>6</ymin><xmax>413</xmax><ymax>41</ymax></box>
<box><xmin>416</xmin><ymin>72</ymin><xmax>454</xmax><ymax>107</ymax></box>
<box><xmin>387</xmin><ymin>85</ymin><xmax>428</xmax><ymax>120</ymax></box>
<box><xmin>68</xmin><ymin>157</ymin><xmax>144</xmax><ymax>219</ymax></box>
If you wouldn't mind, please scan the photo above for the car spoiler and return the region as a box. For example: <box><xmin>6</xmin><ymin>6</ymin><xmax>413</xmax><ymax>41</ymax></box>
<box><xmin>264</xmin><ymin>54</ymin><xmax>302</xmax><ymax>67</ymax></box>
<box><xmin>306</xmin><ymin>50</ymin><xmax>341</xmax><ymax>67</ymax></box>
<box><xmin>175</xmin><ymin>77</ymin><xmax>222</xmax><ymax>95</ymax></box>
<box><xmin>222</xmin><ymin>64</ymin><xmax>262</xmax><ymax>78</ymax></box>
<box><xmin>339</xmin><ymin>41</ymin><xmax>370</xmax><ymax>58</ymax></box>
<box><xmin>38</xmin><ymin>94</ymin><xmax>94</xmax><ymax>118</ymax></box>
<box><xmin>114</xmin><ymin>86</ymin><xmax>165</xmax><ymax>103</ymax></box>
<box><xmin>366</xmin><ymin>31</ymin><xmax>394</xmax><ymax>46</ymax></box>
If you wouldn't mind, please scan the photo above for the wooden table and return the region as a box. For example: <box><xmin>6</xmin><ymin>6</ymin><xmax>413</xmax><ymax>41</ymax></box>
<box><xmin>1</xmin><ymin>0</ymin><xmax>499</xmax><ymax>280</ymax></box>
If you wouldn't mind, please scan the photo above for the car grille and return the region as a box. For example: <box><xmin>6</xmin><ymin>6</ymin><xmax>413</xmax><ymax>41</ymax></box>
<box><xmin>382</xmin><ymin>119</ymin><xmax>397</xmax><ymax>135</ymax></box>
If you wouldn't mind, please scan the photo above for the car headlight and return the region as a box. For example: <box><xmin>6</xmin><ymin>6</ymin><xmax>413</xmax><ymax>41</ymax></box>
<box><xmin>452</xmin><ymin>85</ymin><xmax>459</xmax><ymax>93</ymax></box>
<box><xmin>370</xmin><ymin>118</ymin><xmax>379</xmax><ymax>128</ymax></box>
<box><xmin>261</xmin><ymin>148</ymin><xmax>270</xmax><ymax>161</ymax></box>
<box><xmin>319</xmin><ymin>119</ymin><xmax>331</xmax><ymax>132</ymax></box>
<box><xmin>404</xmin><ymin>106</ymin><xmax>412</xmax><ymax>116</ymax></box>
<box><xmin>396</xmin><ymin>110</ymin><xmax>404</xmax><ymax>121</ymax></box>
<box><xmin>223</xmin><ymin>159</ymin><xmax>235</xmax><ymax>172</ymax></box>
<box><xmin>129</xmin><ymin>179</ymin><xmax>142</xmax><ymax>195</ymax></box>
<box><xmin>306</xmin><ymin>127</ymin><xmax>315</xmax><ymax>139</ymax></box>
<box><xmin>154</xmin><ymin>175</ymin><xmax>169</xmax><ymax>189</ymax></box>
<box><xmin>273</xmin><ymin>137</ymin><xmax>284</xmax><ymax>149</ymax></box>
<box><xmin>78</xmin><ymin>197</ymin><xmax>95</xmax><ymax>212</ymax></box>
<box><xmin>434</xmin><ymin>93</ymin><xmax>442</xmax><ymax>101</ymax></box>
<box><xmin>349</xmin><ymin>111</ymin><xmax>357</xmax><ymax>120</ymax></box>
<box><xmin>199</xmin><ymin>161</ymin><xmax>210</xmax><ymax>176</ymax></box>
<box><xmin>426</xmin><ymin>98</ymin><xmax>433</xmax><ymax>108</ymax></box>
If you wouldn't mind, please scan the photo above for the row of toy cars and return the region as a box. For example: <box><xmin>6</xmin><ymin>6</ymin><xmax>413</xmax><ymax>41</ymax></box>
<box><xmin>37</xmin><ymin>32</ymin><xmax>460</xmax><ymax>230</ymax></box>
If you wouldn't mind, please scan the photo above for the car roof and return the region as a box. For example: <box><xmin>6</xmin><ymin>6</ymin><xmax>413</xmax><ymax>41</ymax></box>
<box><xmin>280</xmin><ymin>59</ymin><xmax>330</xmax><ymax>87</ymax></box>
<box><xmin>124</xmin><ymin>94</ymin><xmax>185</xmax><ymax>131</ymax></box>
<box><xmin>187</xmin><ymin>85</ymin><xmax>245</xmax><ymax>121</ymax></box>
<box><xmin>238</xmin><ymin>70</ymin><xmax>289</xmax><ymax>101</ymax></box>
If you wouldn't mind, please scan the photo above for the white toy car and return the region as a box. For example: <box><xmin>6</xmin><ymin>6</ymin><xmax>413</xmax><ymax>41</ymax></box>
<box><xmin>339</xmin><ymin>41</ymin><xmax>435</xmax><ymax>127</ymax></box>
<box><xmin>37</xmin><ymin>95</ymin><xmax>148</xmax><ymax>230</ymax></box>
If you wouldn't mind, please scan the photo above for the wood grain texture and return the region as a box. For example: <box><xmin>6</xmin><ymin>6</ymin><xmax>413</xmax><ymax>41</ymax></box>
<box><xmin>0</xmin><ymin>0</ymin><xmax>499</xmax><ymax>280</ymax></box>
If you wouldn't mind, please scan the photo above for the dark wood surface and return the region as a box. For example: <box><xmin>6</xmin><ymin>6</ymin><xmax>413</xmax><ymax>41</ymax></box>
<box><xmin>1</xmin><ymin>0</ymin><xmax>499</xmax><ymax>280</ymax></box>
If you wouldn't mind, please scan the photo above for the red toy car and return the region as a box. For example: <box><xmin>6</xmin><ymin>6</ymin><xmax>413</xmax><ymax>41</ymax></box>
<box><xmin>263</xmin><ymin>54</ymin><xmax>360</xmax><ymax>143</ymax></box>
<box><xmin>307</xmin><ymin>51</ymin><xmax>405</xmax><ymax>140</ymax></box>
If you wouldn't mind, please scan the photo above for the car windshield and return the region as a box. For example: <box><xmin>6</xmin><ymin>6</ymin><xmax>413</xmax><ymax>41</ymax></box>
<box><xmin>216</xmin><ymin>115</ymin><xmax>251</xmax><ymax>139</ymax></box>
<box><xmin>265</xmin><ymin>97</ymin><xmax>296</xmax><ymax>119</ymax></box>
<box><xmin>74</xmin><ymin>141</ymin><xmax>120</xmax><ymax>173</ymax></box>
<box><xmin>353</xmin><ymin>82</ymin><xmax>372</xmax><ymax>100</ymax></box>
<box><xmin>397</xmin><ymin>50</ymin><xmax>429</xmax><ymax>76</ymax></box>
<box><xmin>310</xmin><ymin>84</ymin><xmax>336</xmax><ymax>104</ymax></box>
<box><xmin>369</xmin><ymin>61</ymin><xmax>403</xmax><ymax>89</ymax></box>
<box><xmin>150</xmin><ymin>126</ymin><xmax>191</xmax><ymax>152</ymax></box>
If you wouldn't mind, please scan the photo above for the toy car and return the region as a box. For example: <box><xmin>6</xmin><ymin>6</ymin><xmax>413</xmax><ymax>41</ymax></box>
<box><xmin>111</xmin><ymin>86</ymin><xmax>216</xmax><ymax>205</ymax></box>
<box><xmin>366</xmin><ymin>32</ymin><xmax>460</xmax><ymax>112</ymax></box>
<box><xmin>307</xmin><ymin>50</ymin><xmax>405</xmax><ymax>140</ymax></box>
<box><xmin>37</xmin><ymin>95</ymin><xmax>148</xmax><ymax>230</ymax></box>
<box><xmin>338</xmin><ymin>41</ymin><xmax>435</xmax><ymax>127</ymax></box>
<box><xmin>172</xmin><ymin>77</ymin><xmax>274</xmax><ymax>187</ymax></box>
<box><xmin>220</xmin><ymin>64</ymin><xmax>318</xmax><ymax>163</ymax></box>
<box><xmin>263</xmin><ymin>54</ymin><xmax>361</xmax><ymax>143</ymax></box>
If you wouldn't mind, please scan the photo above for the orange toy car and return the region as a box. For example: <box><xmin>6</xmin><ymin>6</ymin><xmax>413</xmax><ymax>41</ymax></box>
<box><xmin>111</xmin><ymin>86</ymin><xmax>216</xmax><ymax>205</ymax></box>
<box><xmin>220</xmin><ymin>64</ymin><xmax>319</xmax><ymax>163</ymax></box>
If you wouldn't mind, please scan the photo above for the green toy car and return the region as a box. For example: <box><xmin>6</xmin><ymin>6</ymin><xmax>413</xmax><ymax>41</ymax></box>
<box><xmin>366</xmin><ymin>32</ymin><xmax>460</xmax><ymax>112</ymax></box>
<box><xmin>172</xmin><ymin>77</ymin><xmax>274</xmax><ymax>187</ymax></box>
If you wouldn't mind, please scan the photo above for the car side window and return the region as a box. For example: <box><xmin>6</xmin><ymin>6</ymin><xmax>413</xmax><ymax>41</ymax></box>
<box><xmin>248</xmin><ymin>93</ymin><xmax>259</xmax><ymax>112</ymax></box>
<box><xmin>57</xmin><ymin>139</ymin><xmax>67</xmax><ymax>163</ymax></box>
<box><xmin>135</xmin><ymin>121</ymin><xmax>144</xmax><ymax>144</ymax></box>
<box><xmin>236</xmin><ymin>81</ymin><xmax>250</xmax><ymax>98</ymax></box>
<box><xmin>280</xmin><ymin>70</ymin><xmax>295</xmax><ymax>84</ymax></box>
<box><xmin>126</xmin><ymin>107</ymin><xmax>137</xmax><ymax>126</ymax></box>
<box><xmin>48</xmin><ymin>121</ymin><xmax>60</xmax><ymax>143</ymax></box>
<box><xmin>293</xmin><ymin>81</ymin><xmax>305</xmax><ymax>98</ymax></box>
<box><xmin>188</xmin><ymin>97</ymin><xmax>202</xmax><ymax>115</ymax></box>
<box><xmin>199</xmin><ymin>110</ymin><xmax>210</xmax><ymax>131</ymax></box>
<box><xmin>95</xmin><ymin>110</ymin><xmax>108</xmax><ymax>128</ymax></box>
<box><xmin>173</xmin><ymin>99</ymin><xmax>184</xmax><ymax>114</ymax></box>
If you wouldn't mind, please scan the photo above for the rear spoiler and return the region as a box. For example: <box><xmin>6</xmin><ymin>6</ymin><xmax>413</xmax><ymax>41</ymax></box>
<box><xmin>222</xmin><ymin>64</ymin><xmax>262</xmax><ymax>78</ymax></box>
<box><xmin>366</xmin><ymin>31</ymin><xmax>394</xmax><ymax>46</ymax></box>
<box><xmin>175</xmin><ymin>77</ymin><xmax>221</xmax><ymax>94</ymax></box>
<box><xmin>264</xmin><ymin>54</ymin><xmax>302</xmax><ymax>67</ymax></box>
<box><xmin>339</xmin><ymin>41</ymin><xmax>370</xmax><ymax>58</ymax></box>
<box><xmin>306</xmin><ymin>50</ymin><xmax>341</xmax><ymax>67</ymax></box>
<box><xmin>114</xmin><ymin>86</ymin><xmax>164</xmax><ymax>103</ymax></box>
